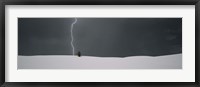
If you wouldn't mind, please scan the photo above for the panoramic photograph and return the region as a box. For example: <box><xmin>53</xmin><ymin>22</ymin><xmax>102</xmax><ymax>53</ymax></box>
<box><xmin>18</xmin><ymin>18</ymin><xmax>182</xmax><ymax>69</ymax></box>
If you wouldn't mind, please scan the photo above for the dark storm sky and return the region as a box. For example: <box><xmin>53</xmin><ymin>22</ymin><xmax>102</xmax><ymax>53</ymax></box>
<box><xmin>18</xmin><ymin>18</ymin><xmax>182</xmax><ymax>57</ymax></box>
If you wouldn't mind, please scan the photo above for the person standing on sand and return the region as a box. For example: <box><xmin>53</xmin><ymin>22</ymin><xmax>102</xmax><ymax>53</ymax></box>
<box><xmin>77</xmin><ymin>51</ymin><xmax>81</xmax><ymax>57</ymax></box>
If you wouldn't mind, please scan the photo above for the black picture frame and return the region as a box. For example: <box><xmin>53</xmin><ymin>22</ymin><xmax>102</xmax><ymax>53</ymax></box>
<box><xmin>0</xmin><ymin>0</ymin><xmax>199</xmax><ymax>87</ymax></box>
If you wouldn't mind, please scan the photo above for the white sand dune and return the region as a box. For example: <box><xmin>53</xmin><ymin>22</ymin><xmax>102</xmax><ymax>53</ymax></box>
<box><xmin>18</xmin><ymin>54</ymin><xmax>182</xmax><ymax>69</ymax></box>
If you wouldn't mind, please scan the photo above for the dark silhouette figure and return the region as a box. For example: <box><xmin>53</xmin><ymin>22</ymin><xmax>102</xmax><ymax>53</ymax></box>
<box><xmin>77</xmin><ymin>51</ymin><xmax>81</xmax><ymax>57</ymax></box>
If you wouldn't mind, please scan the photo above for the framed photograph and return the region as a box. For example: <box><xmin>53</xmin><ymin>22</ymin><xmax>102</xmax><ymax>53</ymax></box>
<box><xmin>0</xmin><ymin>0</ymin><xmax>199</xmax><ymax>87</ymax></box>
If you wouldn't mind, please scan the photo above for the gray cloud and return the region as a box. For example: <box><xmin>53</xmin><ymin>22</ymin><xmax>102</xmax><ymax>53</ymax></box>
<box><xmin>18</xmin><ymin>18</ymin><xmax>182</xmax><ymax>57</ymax></box>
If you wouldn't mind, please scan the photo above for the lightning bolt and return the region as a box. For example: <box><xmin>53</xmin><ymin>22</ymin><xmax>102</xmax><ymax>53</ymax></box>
<box><xmin>70</xmin><ymin>18</ymin><xmax>77</xmax><ymax>56</ymax></box>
